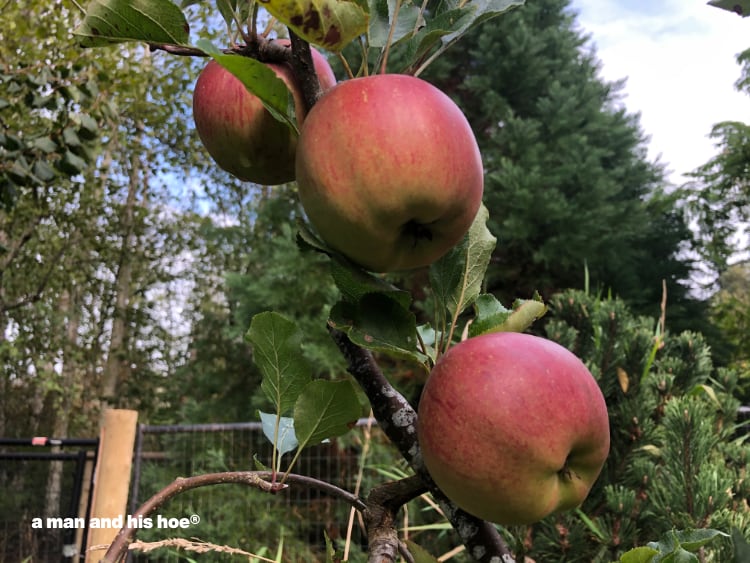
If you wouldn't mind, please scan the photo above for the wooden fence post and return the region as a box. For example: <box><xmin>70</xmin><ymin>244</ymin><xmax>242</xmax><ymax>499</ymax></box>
<box><xmin>85</xmin><ymin>409</ymin><xmax>138</xmax><ymax>562</ymax></box>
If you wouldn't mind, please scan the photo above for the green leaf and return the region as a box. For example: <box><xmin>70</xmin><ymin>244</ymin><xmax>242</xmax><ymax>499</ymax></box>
<box><xmin>619</xmin><ymin>546</ymin><xmax>659</xmax><ymax>563</ymax></box>
<box><xmin>8</xmin><ymin>160</ymin><xmax>33</xmax><ymax>185</ymax></box>
<box><xmin>469</xmin><ymin>293</ymin><xmax>510</xmax><ymax>335</ymax></box>
<box><xmin>195</xmin><ymin>39</ymin><xmax>297</xmax><ymax>131</ymax></box>
<box><xmin>57</xmin><ymin>151</ymin><xmax>87</xmax><ymax>175</ymax></box>
<box><xmin>32</xmin><ymin>161</ymin><xmax>57</xmax><ymax>182</ymax></box>
<box><xmin>644</xmin><ymin>529</ymin><xmax>729</xmax><ymax>562</ymax></box>
<box><xmin>215</xmin><ymin>0</ymin><xmax>237</xmax><ymax>31</ymax></box>
<box><xmin>662</xmin><ymin>548</ymin><xmax>699</xmax><ymax>562</ymax></box>
<box><xmin>401</xmin><ymin>0</ymin><xmax>522</xmax><ymax>73</ymax></box>
<box><xmin>76</xmin><ymin>114</ymin><xmax>100</xmax><ymax>140</ymax></box>
<box><xmin>688</xmin><ymin>384</ymin><xmax>722</xmax><ymax>410</ymax></box>
<box><xmin>429</xmin><ymin>204</ymin><xmax>496</xmax><ymax>319</ymax></box>
<box><xmin>75</xmin><ymin>0</ymin><xmax>191</xmax><ymax>47</ymax></box>
<box><xmin>329</xmin><ymin>292</ymin><xmax>422</xmax><ymax>364</ymax></box>
<box><xmin>330</xmin><ymin>257</ymin><xmax>411</xmax><ymax>309</ymax></box>
<box><xmin>62</xmin><ymin>127</ymin><xmax>81</xmax><ymax>148</ymax></box>
<box><xmin>708</xmin><ymin>0</ymin><xmax>750</xmax><ymax>16</ymax></box>
<box><xmin>440</xmin><ymin>0</ymin><xmax>523</xmax><ymax>45</ymax></box>
<box><xmin>404</xmin><ymin>540</ymin><xmax>440</xmax><ymax>563</ymax></box>
<box><xmin>258</xmin><ymin>0</ymin><xmax>369</xmax><ymax>51</ymax></box>
<box><xmin>32</xmin><ymin>136</ymin><xmax>58</xmax><ymax>153</ymax></box>
<box><xmin>575</xmin><ymin>509</ymin><xmax>606</xmax><ymax>542</ymax></box>
<box><xmin>294</xmin><ymin>379</ymin><xmax>361</xmax><ymax>448</ymax></box>
<box><xmin>673</xmin><ymin>528</ymin><xmax>729</xmax><ymax>552</ymax></box>
<box><xmin>247</xmin><ymin>312</ymin><xmax>312</xmax><ymax>415</ymax></box>
<box><xmin>296</xmin><ymin>217</ymin><xmax>335</xmax><ymax>255</ymax></box>
<box><xmin>469</xmin><ymin>293</ymin><xmax>547</xmax><ymax>337</ymax></box>
<box><xmin>259</xmin><ymin>411</ymin><xmax>299</xmax><ymax>457</ymax></box>
<box><xmin>368</xmin><ymin>0</ymin><xmax>424</xmax><ymax>49</ymax></box>
<box><xmin>731</xmin><ymin>527</ymin><xmax>750</xmax><ymax>563</ymax></box>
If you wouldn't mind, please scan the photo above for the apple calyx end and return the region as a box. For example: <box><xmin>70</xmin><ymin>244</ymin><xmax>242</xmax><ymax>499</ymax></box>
<box><xmin>402</xmin><ymin>220</ymin><xmax>434</xmax><ymax>248</ymax></box>
<box><xmin>557</xmin><ymin>458</ymin><xmax>582</xmax><ymax>482</ymax></box>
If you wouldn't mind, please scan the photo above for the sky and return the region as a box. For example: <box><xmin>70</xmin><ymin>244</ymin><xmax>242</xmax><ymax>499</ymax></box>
<box><xmin>568</xmin><ymin>0</ymin><xmax>750</xmax><ymax>186</ymax></box>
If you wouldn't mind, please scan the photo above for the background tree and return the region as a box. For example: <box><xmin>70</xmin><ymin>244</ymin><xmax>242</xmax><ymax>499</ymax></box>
<box><xmin>709</xmin><ymin>260</ymin><xmax>750</xmax><ymax>401</ymax></box>
<box><xmin>166</xmin><ymin>185</ymin><xmax>346</xmax><ymax>423</ymax></box>
<box><xmin>423</xmin><ymin>0</ymin><xmax>705</xmax><ymax>334</ymax></box>
<box><xmin>0</xmin><ymin>4</ymin><xmax>230</xmax><ymax>527</ymax></box>
<box><xmin>685</xmin><ymin>47</ymin><xmax>750</xmax><ymax>278</ymax></box>
<box><xmin>4</xmin><ymin>0</ymin><xmax>749</xmax><ymax>561</ymax></box>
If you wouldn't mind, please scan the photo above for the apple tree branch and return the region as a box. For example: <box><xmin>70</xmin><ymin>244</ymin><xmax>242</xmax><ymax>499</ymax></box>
<box><xmin>327</xmin><ymin>326</ymin><xmax>516</xmax><ymax>563</ymax></box>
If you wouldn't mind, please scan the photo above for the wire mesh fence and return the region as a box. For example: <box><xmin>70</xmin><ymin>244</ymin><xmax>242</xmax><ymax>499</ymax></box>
<box><xmin>126</xmin><ymin>419</ymin><xmax>387</xmax><ymax>562</ymax></box>
<box><xmin>1</xmin><ymin>419</ymin><xmax>458</xmax><ymax>563</ymax></box>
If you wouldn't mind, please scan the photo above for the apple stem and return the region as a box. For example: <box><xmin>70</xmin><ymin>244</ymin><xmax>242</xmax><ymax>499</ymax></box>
<box><xmin>337</xmin><ymin>52</ymin><xmax>356</xmax><ymax>80</ymax></box>
<box><xmin>379</xmin><ymin>0</ymin><xmax>404</xmax><ymax>74</ymax></box>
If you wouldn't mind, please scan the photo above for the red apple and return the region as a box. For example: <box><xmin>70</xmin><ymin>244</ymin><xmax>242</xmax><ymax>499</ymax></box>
<box><xmin>192</xmin><ymin>41</ymin><xmax>336</xmax><ymax>185</ymax></box>
<box><xmin>295</xmin><ymin>74</ymin><xmax>484</xmax><ymax>272</ymax></box>
<box><xmin>418</xmin><ymin>332</ymin><xmax>610</xmax><ymax>525</ymax></box>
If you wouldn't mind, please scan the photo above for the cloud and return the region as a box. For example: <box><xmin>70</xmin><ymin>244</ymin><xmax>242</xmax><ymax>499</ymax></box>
<box><xmin>570</xmin><ymin>0</ymin><xmax>750</xmax><ymax>184</ymax></box>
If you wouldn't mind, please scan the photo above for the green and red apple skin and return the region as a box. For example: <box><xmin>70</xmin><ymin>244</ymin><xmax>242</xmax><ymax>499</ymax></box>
<box><xmin>417</xmin><ymin>332</ymin><xmax>611</xmax><ymax>526</ymax></box>
<box><xmin>295</xmin><ymin>73</ymin><xmax>484</xmax><ymax>273</ymax></box>
<box><xmin>192</xmin><ymin>40</ymin><xmax>336</xmax><ymax>185</ymax></box>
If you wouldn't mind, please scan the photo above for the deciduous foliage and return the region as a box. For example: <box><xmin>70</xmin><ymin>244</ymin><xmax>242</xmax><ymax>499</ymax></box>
<box><xmin>685</xmin><ymin>47</ymin><xmax>750</xmax><ymax>277</ymax></box>
<box><xmin>710</xmin><ymin>261</ymin><xmax>750</xmax><ymax>400</ymax></box>
<box><xmin>166</xmin><ymin>187</ymin><xmax>345</xmax><ymax>423</ymax></box>
<box><xmin>0</xmin><ymin>0</ymin><xmax>211</xmax><ymax>438</ymax></box>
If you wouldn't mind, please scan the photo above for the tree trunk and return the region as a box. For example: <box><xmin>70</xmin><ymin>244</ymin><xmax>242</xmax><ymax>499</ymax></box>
<box><xmin>44</xmin><ymin>287</ymin><xmax>81</xmax><ymax>517</ymax></box>
<box><xmin>101</xmin><ymin>144</ymin><xmax>142</xmax><ymax>403</ymax></box>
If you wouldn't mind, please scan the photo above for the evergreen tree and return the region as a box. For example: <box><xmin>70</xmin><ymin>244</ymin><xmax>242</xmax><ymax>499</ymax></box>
<box><xmin>423</xmin><ymin>0</ymin><xmax>703</xmax><ymax>332</ymax></box>
<box><xmin>516</xmin><ymin>289</ymin><xmax>750</xmax><ymax>562</ymax></box>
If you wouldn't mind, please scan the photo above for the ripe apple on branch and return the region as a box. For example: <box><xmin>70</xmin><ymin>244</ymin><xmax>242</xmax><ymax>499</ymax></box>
<box><xmin>192</xmin><ymin>37</ymin><xmax>337</xmax><ymax>185</ymax></box>
<box><xmin>73</xmin><ymin>0</ymin><xmax>612</xmax><ymax>561</ymax></box>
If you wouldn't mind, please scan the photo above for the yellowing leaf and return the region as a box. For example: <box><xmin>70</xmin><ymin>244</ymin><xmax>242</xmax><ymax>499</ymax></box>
<box><xmin>257</xmin><ymin>0</ymin><xmax>369</xmax><ymax>51</ymax></box>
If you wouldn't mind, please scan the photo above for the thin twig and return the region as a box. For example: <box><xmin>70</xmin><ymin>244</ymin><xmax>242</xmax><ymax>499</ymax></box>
<box><xmin>148</xmin><ymin>44</ymin><xmax>208</xmax><ymax>57</ymax></box>
<box><xmin>344</xmin><ymin>412</ymin><xmax>374</xmax><ymax>560</ymax></box>
<box><xmin>99</xmin><ymin>471</ymin><xmax>366</xmax><ymax>563</ymax></box>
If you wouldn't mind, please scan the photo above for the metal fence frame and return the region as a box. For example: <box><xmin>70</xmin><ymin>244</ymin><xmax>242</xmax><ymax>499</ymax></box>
<box><xmin>0</xmin><ymin>437</ymin><xmax>99</xmax><ymax>562</ymax></box>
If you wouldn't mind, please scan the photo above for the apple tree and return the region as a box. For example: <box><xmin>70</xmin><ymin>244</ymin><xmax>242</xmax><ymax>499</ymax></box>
<box><xmin>66</xmin><ymin>1</ymin><xmax>741</xmax><ymax>562</ymax></box>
